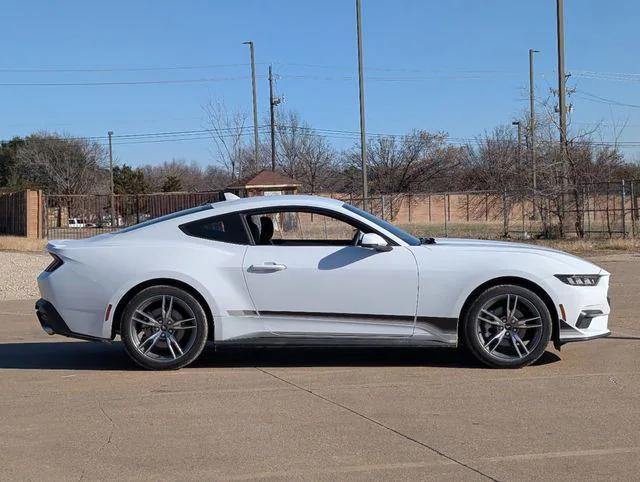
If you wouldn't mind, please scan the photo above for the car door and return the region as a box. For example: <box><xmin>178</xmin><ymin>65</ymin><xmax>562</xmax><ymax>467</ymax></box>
<box><xmin>242</xmin><ymin>207</ymin><xmax>419</xmax><ymax>338</ymax></box>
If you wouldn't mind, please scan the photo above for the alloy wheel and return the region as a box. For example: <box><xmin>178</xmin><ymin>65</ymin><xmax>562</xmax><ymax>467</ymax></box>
<box><xmin>474</xmin><ymin>294</ymin><xmax>544</xmax><ymax>362</ymax></box>
<box><xmin>129</xmin><ymin>295</ymin><xmax>199</xmax><ymax>362</ymax></box>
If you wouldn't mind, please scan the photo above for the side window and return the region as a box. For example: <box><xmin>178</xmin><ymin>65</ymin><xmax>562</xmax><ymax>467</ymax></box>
<box><xmin>245</xmin><ymin>210</ymin><xmax>362</xmax><ymax>246</ymax></box>
<box><xmin>180</xmin><ymin>213</ymin><xmax>249</xmax><ymax>245</ymax></box>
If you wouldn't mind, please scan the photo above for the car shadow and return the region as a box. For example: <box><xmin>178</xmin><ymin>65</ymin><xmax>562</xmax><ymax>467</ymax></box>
<box><xmin>317</xmin><ymin>246</ymin><xmax>377</xmax><ymax>270</ymax></box>
<box><xmin>0</xmin><ymin>340</ymin><xmax>561</xmax><ymax>371</ymax></box>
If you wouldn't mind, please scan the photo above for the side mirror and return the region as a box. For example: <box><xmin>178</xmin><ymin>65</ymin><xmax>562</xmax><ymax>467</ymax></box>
<box><xmin>360</xmin><ymin>232</ymin><xmax>392</xmax><ymax>252</ymax></box>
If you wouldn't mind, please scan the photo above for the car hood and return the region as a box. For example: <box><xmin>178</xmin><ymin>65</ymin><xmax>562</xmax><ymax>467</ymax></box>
<box><xmin>422</xmin><ymin>238</ymin><xmax>605</xmax><ymax>275</ymax></box>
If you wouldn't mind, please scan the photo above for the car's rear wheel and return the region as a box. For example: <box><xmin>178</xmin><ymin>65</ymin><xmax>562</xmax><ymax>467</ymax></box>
<box><xmin>121</xmin><ymin>286</ymin><xmax>208</xmax><ymax>370</ymax></box>
<box><xmin>463</xmin><ymin>284</ymin><xmax>552</xmax><ymax>368</ymax></box>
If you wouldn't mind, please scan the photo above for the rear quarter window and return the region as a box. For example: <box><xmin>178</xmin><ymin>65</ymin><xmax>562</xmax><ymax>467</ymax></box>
<box><xmin>179</xmin><ymin>213</ymin><xmax>249</xmax><ymax>245</ymax></box>
<box><xmin>117</xmin><ymin>205</ymin><xmax>213</xmax><ymax>234</ymax></box>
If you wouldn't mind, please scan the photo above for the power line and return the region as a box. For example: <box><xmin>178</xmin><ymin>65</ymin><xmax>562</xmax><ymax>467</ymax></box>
<box><xmin>274</xmin><ymin>124</ymin><xmax>640</xmax><ymax>148</ymax></box>
<box><xmin>4</xmin><ymin>124</ymin><xmax>640</xmax><ymax>148</ymax></box>
<box><xmin>0</xmin><ymin>126</ymin><xmax>271</xmax><ymax>144</ymax></box>
<box><xmin>573</xmin><ymin>70</ymin><xmax>640</xmax><ymax>83</ymax></box>
<box><xmin>575</xmin><ymin>90</ymin><xmax>640</xmax><ymax>109</ymax></box>
<box><xmin>0</xmin><ymin>63</ymin><xmax>254</xmax><ymax>73</ymax></box>
<box><xmin>0</xmin><ymin>76</ymin><xmax>256</xmax><ymax>87</ymax></box>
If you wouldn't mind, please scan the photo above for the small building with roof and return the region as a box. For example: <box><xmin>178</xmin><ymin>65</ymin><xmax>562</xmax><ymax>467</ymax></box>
<box><xmin>225</xmin><ymin>169</ymin><xmax>302</xmax><ymax>198</ymax></box>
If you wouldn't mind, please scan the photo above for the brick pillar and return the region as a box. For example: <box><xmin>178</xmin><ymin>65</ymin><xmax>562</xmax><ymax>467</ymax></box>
<box><xmin>25</xmin><ymin>190</ymin><xmax>43</xmax><ymax>239</ymax></box>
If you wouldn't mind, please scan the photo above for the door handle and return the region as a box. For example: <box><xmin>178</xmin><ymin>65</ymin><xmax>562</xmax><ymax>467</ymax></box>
<box><xmin>248</xmin><ymin>262</ymin><xmax>287</xmax><ymax>273</ymax></box>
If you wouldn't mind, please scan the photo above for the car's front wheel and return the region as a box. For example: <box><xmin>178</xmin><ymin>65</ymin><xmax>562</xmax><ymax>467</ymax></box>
<box><xmin>463</xmin><ymin>284</ymin><xmax>552</xmax><ymax>368</ymax></box>
<box><xmin>121</xmin><ymin>286</ymin><xmax>208</xmax><ymax>370</ymax></box>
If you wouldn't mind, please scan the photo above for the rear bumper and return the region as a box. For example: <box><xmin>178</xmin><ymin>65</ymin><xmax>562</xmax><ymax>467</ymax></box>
<box><xmin>35</xmin><ymin>299</ymin><xmax>109</xmax><ymax>342</ymax></box>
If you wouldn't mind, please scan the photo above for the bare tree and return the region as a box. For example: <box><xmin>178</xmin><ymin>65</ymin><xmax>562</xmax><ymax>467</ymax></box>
<box><xmin>276</xmin><ymin>111</ymin><xmax>338</xmax><ymax>192</ymax></box>
<box><xmin>342</xmin><ymin>130</ymin><xmax>460</xmax><ymax>195</ymax></box>
<box><xmin>141</xmin><ymin>159</ymin><xmax>229</xmax><ymax>192</ymax></box>
<box><xmin>13</xmin><ymin>132</ymin><xmax>108</xmax><ymax>194</ymax></box>
<box><xmin>203</xmin><ymin>99</ymin><xmax>248</xmax><ymax>179</ymax></box>
<box><xmin>276</xmin><ymin>111</ymin><xmax>307</xmax><ymax>181</ymax></box>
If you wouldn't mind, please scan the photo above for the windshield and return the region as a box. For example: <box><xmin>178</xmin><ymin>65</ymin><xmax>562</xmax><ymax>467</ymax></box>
<box><xmin>343</xmin><ymin>203</ymin><xmax>421</xmax><ymax>246</ymax></box>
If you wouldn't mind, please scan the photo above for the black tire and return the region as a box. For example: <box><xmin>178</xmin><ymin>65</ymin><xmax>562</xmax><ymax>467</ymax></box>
<box><xmin>121</xmin><ymin>285</ymin><xmax>209</xmax><ymax>370</ymax></box>
<box><xmin>462</xmin><ymin>284</ymin><xmax>552</xmax><ymax>368</ymax></box>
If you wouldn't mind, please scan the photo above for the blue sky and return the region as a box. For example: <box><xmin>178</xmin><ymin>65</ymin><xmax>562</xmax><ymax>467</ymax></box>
<box><xmin>1</xmin><ymin>0</ymin><xmax>639</xmax><ymax>166</ymax></box>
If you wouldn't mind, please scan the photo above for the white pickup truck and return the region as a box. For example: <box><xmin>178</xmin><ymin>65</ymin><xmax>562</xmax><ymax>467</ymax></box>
<box><xmin>68</xmin><ymin>219</ymin><xmax>95</xmax><ymax>228</ymax></box>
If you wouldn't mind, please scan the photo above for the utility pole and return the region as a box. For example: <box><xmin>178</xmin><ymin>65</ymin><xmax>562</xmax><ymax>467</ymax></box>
<box><xmin>556</xmin><ymin>0</ymin><xmax>568</xmax><ymax>212</ymax></box>
<box><xmin>355</xmin><ymin>0</ymin><xmax>368</xmax><ymax>210</ymax></box>
<box><xmin>556</xmin><ymin>0</ymin><xmax>567</xmax><ymax>236</ymax></box>
<box><xmin>243</xmin><ymin>41</ymin><xmax>260</xmax><ymax>173</ymax></box>
<box><xmin>108</xmin><ymin>131</ymin><xmax>116</xmax><ymax>228</ymax></box>
<box><xmin>268</xmin><ymin>65</ymin><xmax>278</xmax><ymax>172</ymax></box>
<box><xmin>529</xmin><ymin>48</ymin><xmax>539</xmax><ymax>218</ymax></box>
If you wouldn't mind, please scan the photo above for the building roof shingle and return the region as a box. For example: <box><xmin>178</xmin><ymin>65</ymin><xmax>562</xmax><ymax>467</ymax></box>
<box><xmin>226</xmin><ymin>169</ymin><xmax>302</xmax><ymax>189</ymax></box>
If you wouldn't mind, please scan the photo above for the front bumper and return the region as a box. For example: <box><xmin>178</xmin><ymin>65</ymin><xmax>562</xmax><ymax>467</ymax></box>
<box><xmin>550</xmin><ymin>274</ymin><xmax>611</xmax><ymax>346</ymax></box>
<box><xmin>35</xmin><ymin>299</ymin><xmax>108</xmax><ymax>342</ymax></box>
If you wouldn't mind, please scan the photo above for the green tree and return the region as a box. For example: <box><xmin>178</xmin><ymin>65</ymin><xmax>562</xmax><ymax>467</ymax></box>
<box><xmin>113</xmin><ymin>164</ymin><xmax>147</xmax><ymax>194</ymax></box>
<box><xmin>161</xmin><ymin>175</ymin><xmax>182</xmax><ymax>192</ymax></box>
<box><xmin>0</xmin><ymin>137</ymin><xmax>25</xmax><ymax>187</ymax></box>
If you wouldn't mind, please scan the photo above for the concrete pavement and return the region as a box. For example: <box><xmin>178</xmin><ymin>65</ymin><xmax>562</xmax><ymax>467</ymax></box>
<box><xmin>0</xmin><ymin>255</ymin><xmax>639</xmax><ymax>481</ymax></box>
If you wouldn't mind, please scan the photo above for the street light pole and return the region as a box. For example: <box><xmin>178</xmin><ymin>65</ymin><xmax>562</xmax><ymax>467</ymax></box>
<box><xmin>243</xmin><ymin>41</ymin><xmax>260</xmax><ymax>173</ymax></box>
<box><xmin>529</xmin><ymin>48</ymin><xmax>539</xmax><ymax>218</ymax></box>
<box><xmin>355</xmin><ymin>0</ymin><xmax>368</xmax><ymax>210</ymax></box>
<box><xmin>108</xmin><ymin>130</ymin><xmax>116</xmax><ymax>228</ymax></box>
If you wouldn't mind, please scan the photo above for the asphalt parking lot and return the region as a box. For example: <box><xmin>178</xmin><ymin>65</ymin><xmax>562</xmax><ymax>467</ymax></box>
<box><xmin>1</xmin><ymin>254</ymin><xmax>639</xmax><ymax>481</ymax></box>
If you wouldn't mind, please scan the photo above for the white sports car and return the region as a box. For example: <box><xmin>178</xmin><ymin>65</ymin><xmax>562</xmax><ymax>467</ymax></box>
<box><xmin>36</xmin><ymin>194</ymin><xmax>611</xmax><ymax>370</ymax></box>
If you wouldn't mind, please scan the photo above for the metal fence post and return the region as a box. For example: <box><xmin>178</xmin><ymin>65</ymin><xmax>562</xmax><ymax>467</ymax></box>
<box><xmin>485</xmin><ymin>194</ymin><xmax>489</xmax><ymax>221</ymax></box>
<box><xmin>408</xmin><ymin>194</ymin><xmax>412</xmax><ymax>223</ymax></box>
<box><xmin>503</xmin><ymin>189</ymin><xmax>508</xmax><ymax>237</ymax></box>
<box><xmin>621</xmin><ymin>180</ymin><xmax>627</xmax><ymax>238</ymax></box>
<box><xmin>381</xmin><ymin>195</ymin><xmax>386</xmax><ymax>221</ymax></box>
<box><xmin>466</xmin><ymin>193</ymin><xmax>470</xmax><ymax>222</ymax></box>
<box><xmin>428</xmin><ymin>194</ymin><xmax>431</xmax><ymax>222</ymax></box>
<box><xmin>521</xmin><ymin>196</ymin><xmax>525</xmax><ymax>235</ymax></box>
<box><xmin>630</xmin><ymin>181</ymin><xmax>636</xmax><ymax>238</ymax></box>
<box><xmin>631</xmin><ymin>181</ymin><xmax>640</xmax><ymax>221</ymax></box>
<box><xmin>443</xmin><ymin>193</ymin><xmax>448</xmax><ymax>237</ymax></box>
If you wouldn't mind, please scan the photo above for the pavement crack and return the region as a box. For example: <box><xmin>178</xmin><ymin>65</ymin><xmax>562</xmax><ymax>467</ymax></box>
<box><xmin>98</xmin><ymin>399</ymin><xmax>116</xmax><ymax>449</ymax></box>
<box><xmin>79</xmin><ymin>400</ymin><xmax>116</xmax><ymax>481</ymax></box>
<box><xmin>255</xmin><ymin>367</ymin><xmax>500</xmax><ymax>482</ymax></box>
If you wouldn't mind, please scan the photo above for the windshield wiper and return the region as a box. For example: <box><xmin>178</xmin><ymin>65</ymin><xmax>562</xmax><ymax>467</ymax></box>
<box><xmin>420</xmin><ymin>237</ymin><xmax>436</xmax><ymax>245</ymax></box>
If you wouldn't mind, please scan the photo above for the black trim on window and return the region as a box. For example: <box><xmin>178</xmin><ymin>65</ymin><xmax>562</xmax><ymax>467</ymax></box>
<box><xmin>179</xmin><ymin>212</ymin><xmax>250</xmax><ymax>245</ymax></box>
<box><xmin>237</xmin><ymin>205</ymin><xmax>398</xmax><ymax>246</ymax></box>
<box><xmin>343</xmin><ymin>203</ymin><xmax>421</xmax><ymax>246</ymax></box>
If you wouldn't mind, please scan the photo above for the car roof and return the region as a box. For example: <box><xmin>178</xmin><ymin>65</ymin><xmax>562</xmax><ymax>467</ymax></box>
<box><xmin>212</xmin><ymin>194</ymin><xmax>345</xmax><ymax>212</ymax></box>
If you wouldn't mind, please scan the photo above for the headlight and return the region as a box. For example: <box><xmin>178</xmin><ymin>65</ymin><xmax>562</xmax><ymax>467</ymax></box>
<box><xmin>554</xmin><ymin>274</ymin><xmax>601</xmax><ymax>286</ymax></box>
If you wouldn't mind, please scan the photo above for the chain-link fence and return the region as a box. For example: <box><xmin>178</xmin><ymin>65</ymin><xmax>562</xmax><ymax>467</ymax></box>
<box><xmin>41</xmin><ymin>181</ymin><xmax>639</xmax><ymax>240</ymax></box>
<box><xmin>360</xmin><ymin>180</ymin><xmax>639</xmax><ymax>239</ymax></box>
<box><xmin>43</xmin><ymin>191</ymin><xmax>222</xmax><ymax>239</ymax></box>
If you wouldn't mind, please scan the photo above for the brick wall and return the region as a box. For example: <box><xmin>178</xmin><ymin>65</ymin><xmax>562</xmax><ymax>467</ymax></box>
<box><xmin>0</xmin><ymin>190</ymin><xmax>43</xmax><ymax>238</ymax></box>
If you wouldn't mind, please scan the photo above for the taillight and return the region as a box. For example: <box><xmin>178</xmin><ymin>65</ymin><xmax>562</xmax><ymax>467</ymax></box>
<box><xmin>45</xmin><ymin>254</ymin><xmax>64</xmax><ymax>272</ymax></box>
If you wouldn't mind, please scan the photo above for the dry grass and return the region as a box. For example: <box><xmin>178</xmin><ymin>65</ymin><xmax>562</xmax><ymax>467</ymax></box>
<box><xmin>528</xmin><ymin>238</ymin><xmax>640</xmax><ymax>256</ymax></box>
<box><xmin>399</xmin><ymin>222</ymin><xmax>504</xmax><ymax>239</ymax></box>
<box><xmin>0</xmin><ymin>236</ymin><xmax>47</xmax><ymax>253</ymax></box>
<box><xmin>401</xmin><ymin>223</ymin><xmax>639</xmax><ymax>255</ymax></box>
